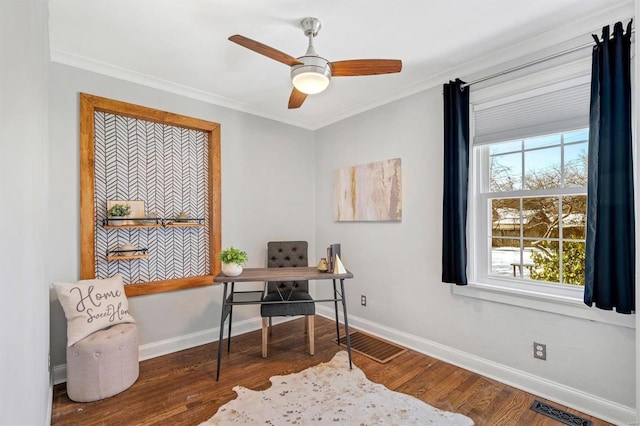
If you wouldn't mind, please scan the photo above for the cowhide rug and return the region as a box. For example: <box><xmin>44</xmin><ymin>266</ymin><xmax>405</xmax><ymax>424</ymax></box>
<box><xmin>201</xmin><ymin>351</ymin><xmax>474</xmax><ymax>425</ymax></box>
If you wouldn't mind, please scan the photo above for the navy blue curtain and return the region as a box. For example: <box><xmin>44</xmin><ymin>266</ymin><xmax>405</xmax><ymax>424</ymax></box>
<box><xmin>442</xmin><ymin>79</ymin><xmax>469</xmax><ymax>285</ymax></box>
<box><xmin>584</xmin><ymin>21</ymin><xmax>635</xmax><ymax>313</ymax></box>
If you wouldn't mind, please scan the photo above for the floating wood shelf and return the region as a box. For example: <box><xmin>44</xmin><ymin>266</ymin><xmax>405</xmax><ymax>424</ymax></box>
<box><xmin>165</xmin><ymin>222</ymin><xmax>204</xmax><ymax>227</ymax></box>
<box><xmin>103</xmin><ymin>224</ymin><xmax>163</xmax><ymax>229</ymax></box>
<box><xmin>102</xmin><ymin>218</ymin><xmax>204</xmax><ymax>228</ymax></box>
<box><xmin>106</xmin><ymin>254</ymin><xmax>150</xmax><ymax>261</ymax></box>
<box><xmin>106</xmin><ymin>248</ymin><xmax>148</xmax><ymax>261</ymax></box>
<box><xmin>164</xmin><ymin>218</ymin><xmax>205</xmax><ymax>226</ymax></box>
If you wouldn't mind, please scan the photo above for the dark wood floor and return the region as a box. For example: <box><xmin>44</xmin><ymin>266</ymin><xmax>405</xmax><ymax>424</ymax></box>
<box><xmin>52</xmin><ymin>316</ymin><xmax>613</xmax><ymax>425</ymax></box>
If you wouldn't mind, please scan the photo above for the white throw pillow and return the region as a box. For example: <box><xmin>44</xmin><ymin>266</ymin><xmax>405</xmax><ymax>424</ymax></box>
<box><xmin>53</xmin><ymin>274</ymin><xmax>136</xmax><ymax>346</ymax></box>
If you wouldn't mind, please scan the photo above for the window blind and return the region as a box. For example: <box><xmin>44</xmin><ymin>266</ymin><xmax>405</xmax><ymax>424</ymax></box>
<box><xmin>472</xmin><ymin>78</ymin><xmax>590</xmax><ymax>145</ymax></box>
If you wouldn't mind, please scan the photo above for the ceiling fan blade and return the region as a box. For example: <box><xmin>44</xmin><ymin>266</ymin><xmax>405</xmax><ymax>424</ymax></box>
<box><xmin>330</xmin><ymin>59</ymin><xmax>403</xmax><ymax>77</ymax></box>
<box><xmin>288</xmin><ymin>88</ymin><xmax>308</xmax><ymax>109</ymax></box>
<box><xmin>229</xmin><ymin>35</ymin><xmax>303</xmax><ymax>67</ymax></box>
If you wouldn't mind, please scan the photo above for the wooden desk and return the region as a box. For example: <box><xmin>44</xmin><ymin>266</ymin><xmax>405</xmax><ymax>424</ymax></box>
<box><xmin>213</xmin><ymin>267</ymin><xmax>355</xmax><ymax>380</ymax></box>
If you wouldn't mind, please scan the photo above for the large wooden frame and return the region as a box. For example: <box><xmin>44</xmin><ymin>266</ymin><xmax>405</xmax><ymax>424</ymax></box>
<box><xmin>79</xmin><ymin>93</ymin><xmax>221</xmax><ymax>296</ymax></box>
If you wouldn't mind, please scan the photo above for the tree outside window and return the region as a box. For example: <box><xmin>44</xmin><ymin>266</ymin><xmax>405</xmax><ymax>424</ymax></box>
<box><xmin>487</xmin><ymin>129</ymin><xmax>588</xmax><ymax>286</ymax></box>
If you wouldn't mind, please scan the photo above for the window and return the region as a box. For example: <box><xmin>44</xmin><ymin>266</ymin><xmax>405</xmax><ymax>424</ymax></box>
<box><xmin>455</xmin><ymin>60</ymin><xmax>634</xmax><ymax>328</ymax></box>
<box><xmin>477</xmin><ymin>128</ymin><xmax>588</xmax><ymax>288</ymax></box>
<box><xmin>466</xmin><ymin>69</ymin><xmax>592</xmax><ymax>297</ymax></box>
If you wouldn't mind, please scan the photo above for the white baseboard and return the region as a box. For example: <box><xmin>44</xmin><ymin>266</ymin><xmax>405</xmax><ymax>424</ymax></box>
<box><xmin>137</xmin><ymin>316</ymin><xmax>266</xmax><ymax>361</ymax></box>
<box><xmin>52</xmin><ymin>316</ymin><xmax>293</xmax><ymax>385</ymax></box>
<box><xmin>53</xmin><ymin>364</ymin><xmax>66</xmax><ymax>386</ymax></box>
<box><xmin>47</xmin><ymin>370</ymin><xmax>53</xmax><ymax>425</ymax></box>
<box><xmin>315</xmin><ymin>305</ymin><xmax>635</xmax><ymax>425</ymax></box>
<box><xmin>51</xmin><ymin>309</ymin><xmax>635</xmax><ymax>424</ymax></box>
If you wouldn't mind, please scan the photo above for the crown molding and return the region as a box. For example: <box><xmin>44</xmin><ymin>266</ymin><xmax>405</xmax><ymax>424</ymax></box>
<box><xmin>457</xmin><ymin>4</ymin><xmax>633</xmax><ymax>85</ymax></box>
<box><xmin>50</xmin><ymin>49</ymin><xmax>318</xmax><ymax>130</ymax></box>
<box><xmin>50</xmin><ymin>1</ymin><xmax>633</xmax><ymax>131</ymax></box>
<box><xmin>298</xmin><ymin>1</ymin><xmax>635</xmax><ymax>129</ymax></box>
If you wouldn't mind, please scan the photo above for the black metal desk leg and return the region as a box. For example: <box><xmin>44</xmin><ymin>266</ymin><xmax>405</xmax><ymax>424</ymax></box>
<box><xmin>339</xmin><ymin>278</ymin><xmax>353</xmax><ymax>370</ymax></box>
<box><xmin>332</xmin><ymin>279</ymin><xmax>340</xmax><ymax>344</ymax></box>
<box><xmin>227</xmin><ymin>282</ymin><xmax>234</xmax><ymax>352</ymax></box>
<box><xmin>216</xmin><ymin>281</ymin><xmax>229</xmax><ymax>381</ymax></box>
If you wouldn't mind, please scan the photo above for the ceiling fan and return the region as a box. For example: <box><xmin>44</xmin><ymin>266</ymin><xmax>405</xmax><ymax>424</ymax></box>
<box><xmin>229</xmin><ymin>17</ymin><xmax>403</xmax><ymax>109</ymax></box>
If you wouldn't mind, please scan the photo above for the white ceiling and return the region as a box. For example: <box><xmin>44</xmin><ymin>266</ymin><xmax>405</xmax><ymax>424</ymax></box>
<box><xmin>49</xmin><ymin>0</ymin><xmax>631</xmax><ymax>129</ymax></box>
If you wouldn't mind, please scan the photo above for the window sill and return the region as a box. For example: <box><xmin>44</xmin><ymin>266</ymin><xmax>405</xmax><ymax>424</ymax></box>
<box><xmin>452</xmin><ymin>281</ymin><xmax>635</xmax><ymax>329</ymax></box>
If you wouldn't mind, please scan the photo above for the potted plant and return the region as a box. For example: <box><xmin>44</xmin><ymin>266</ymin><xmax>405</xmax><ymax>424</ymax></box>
<box><xmin>218</xmin><ymin>247</ymin><xmax>248</xmax><ymax>276</ymax></box>
<box><xmin>107</xmin><ymin>203</ymin><xmax>132</xmax><ymax>226</ymax></box>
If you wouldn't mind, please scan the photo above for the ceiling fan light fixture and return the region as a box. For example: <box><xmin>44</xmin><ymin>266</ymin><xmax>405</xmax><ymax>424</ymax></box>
<box><xmin>292</xmin><ymin>70</ymin><xmax>330</xmax><ymax>94</ymax></box>
<box><xmin>291</xmin><ymin>57</ymin><xmax>331</xmax><ymax>95</ymax></box>
<box><xmin>228</xmin><ymin>16</ymin><xmax>402</xmax><ymax>108</ymax></box>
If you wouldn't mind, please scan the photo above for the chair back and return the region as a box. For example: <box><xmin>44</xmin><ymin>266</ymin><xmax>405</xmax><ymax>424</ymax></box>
<box><xmin>266</xmin><ymin>241</ymin><xmax>309</xmax><ymax>293</ymax></box>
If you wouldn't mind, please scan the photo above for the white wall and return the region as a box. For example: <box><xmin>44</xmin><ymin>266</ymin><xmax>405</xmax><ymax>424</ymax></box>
<box><xmin>48</xmin><ymin>63</ymin><xmax>316</xmax><ymax>368</ymax></box>
<box><xmin>314</xmin><ymin>87</ymin><xmax>635</xmax><ymax>423</ymax></box>
<box><xmin>0</xmin><ymin>1</ymin><xmax>51</xmax><ymax>425</ymax></box>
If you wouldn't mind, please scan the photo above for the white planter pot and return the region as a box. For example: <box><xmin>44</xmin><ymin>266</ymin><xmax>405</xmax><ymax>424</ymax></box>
<box><xmin>222</xmin><ymin>263</ymin><xmax>243</xmax><ymax>276</ymax></box>
<box><xmin>109</xmin><ymin>216</ymin><xmax>126</xmax><ymax>226</ymax></box>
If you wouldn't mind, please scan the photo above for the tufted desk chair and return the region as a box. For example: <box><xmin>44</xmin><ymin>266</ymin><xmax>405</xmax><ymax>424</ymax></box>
<box><xmin>261</xmin><ymin>241</ymin><xmax>315</xmax><ymax>358</ymax></box>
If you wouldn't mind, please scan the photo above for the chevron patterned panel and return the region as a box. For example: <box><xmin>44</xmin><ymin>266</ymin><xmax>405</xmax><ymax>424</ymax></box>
<box><xmin>93</xmin><ymin>112</ymin><xmax>210</xmax><ymax>285</ymax></box>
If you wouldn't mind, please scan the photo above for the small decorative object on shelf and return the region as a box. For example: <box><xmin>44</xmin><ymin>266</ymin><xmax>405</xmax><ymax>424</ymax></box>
<box><xmin>107</xmin><ymin>203</ymin><xmax>131</xmax><ymax>226</ymax></box>
<box><xmin>317</xmin><ymin>258</ymin><xmax>329</xmax><ymax>272</ymax></box>
<box><xmin>218</xmin><ymin>246</ymin><xmax>248</xmax><ymax>276</ymax></box>
<box><xmin>141</xmin><ymin>211</ymin><xmax>160</xmax><ymax>225</ymax></box>
<box><xmin>118</xmin><ymin>243</ymin><xmax>136</xmax><ymax>255</ymax></box>
<box><xmin>175</xmin><ymin>211</ymin><xmax>190</xmax><ymax>222</ymax></box>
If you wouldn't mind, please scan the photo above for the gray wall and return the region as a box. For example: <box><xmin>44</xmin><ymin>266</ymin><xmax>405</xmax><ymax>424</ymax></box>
<box><xmin>41</xmin><ymin>2</ymin><xmax>639</xmax><ymax>424</ymax></box>
<box><xmin>314</xmin><ymin>87</ymin><xmax>635</xmax><ymax>418</ymax></box>
<box><xmin>48</xmin><ymin>63</ymin><xmax>316</xmax><ymax>367</ymax></box>
<box><xmin>0</xmin><ymin>1</ymin><xmax>51</xmax><ymax>424</ymax></box>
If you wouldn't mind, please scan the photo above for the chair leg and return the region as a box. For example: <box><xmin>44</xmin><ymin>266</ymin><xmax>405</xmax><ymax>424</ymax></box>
<box><xmin>269</xmin><ymin>317</ymin><xmax>273</xmax><ymax>335</ymax></box>
<box><xmin>262</xmin><ymin>317</ymin><xmax>269</xmax><ymax>358</ymax></box>
<box><xmin>307</xmin><ymin>315</ymin><xmax>315</xmax><ymax>356</ymax></box>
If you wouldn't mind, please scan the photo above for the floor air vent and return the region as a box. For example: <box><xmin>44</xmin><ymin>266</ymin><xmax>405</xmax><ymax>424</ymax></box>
<box><xmin>530</xmin><ymin>400</ymin><xmax>593</xmax><ymax>426</ymax></box>
<box><xmin>336</xmin><ymin>331</ymin><xmax>407</xmax><ymax>363</ymax></box>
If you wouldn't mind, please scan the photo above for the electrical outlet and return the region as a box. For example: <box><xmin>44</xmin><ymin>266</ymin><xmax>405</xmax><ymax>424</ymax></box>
<box><xmin>361</xmin><ymin>295</ymin><xmax>367</xmax><ymax>306</ymax></box>
<box><xmin>534</xmin><ymin>342</ymin><xmax>546</xmax><ymax>360</ymax></box>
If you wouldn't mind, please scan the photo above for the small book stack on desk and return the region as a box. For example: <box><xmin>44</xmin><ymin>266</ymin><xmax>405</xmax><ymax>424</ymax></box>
<box><xmin>327</xmin><ymin>243</ymin><xmax>346</xmax><ymax>274</ymax></box>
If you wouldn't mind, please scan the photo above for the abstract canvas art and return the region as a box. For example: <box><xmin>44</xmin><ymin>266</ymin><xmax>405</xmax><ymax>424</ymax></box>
<box><xmin>333</xmin><ymin>158</ymin><xmax>402</xmax><ymax>221</ymax></box>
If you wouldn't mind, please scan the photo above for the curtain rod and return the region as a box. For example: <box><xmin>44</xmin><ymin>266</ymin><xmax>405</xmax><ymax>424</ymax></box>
<box><xmin>463</xmin><ymin>27</ymin><xmax>635</xmax><ymax>88</ymax></box>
